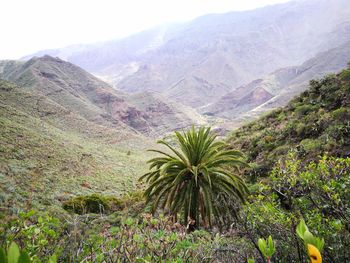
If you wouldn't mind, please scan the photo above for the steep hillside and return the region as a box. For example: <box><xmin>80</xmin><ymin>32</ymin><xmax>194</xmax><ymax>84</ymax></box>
<box><xmin>0</xmin><ymin>79</ymin><xmax>153</xmax><ymax>208</ymax></box>
<box><xmin>0</xmin><ymin>56</ymin><xmax>201</xmax><ymax>136</ymax></box>
<box><xmin>203</xmin><ymin>41</ymin><xmax>350</xmax><ymax>119</ymax></box>
<box><xmin>25</xmin><ymin>0</ymin><xmax>350</xmax><ymax>109</ymax></box>
<box><xmin>122</xmin><ymin>92</ymin><xmax>206</xmax><ymax>134</ymax></box>
<box><xmin>227</xmin><ymin>64</ymin><xmax>350</xmax><ymax>176</ymax></box>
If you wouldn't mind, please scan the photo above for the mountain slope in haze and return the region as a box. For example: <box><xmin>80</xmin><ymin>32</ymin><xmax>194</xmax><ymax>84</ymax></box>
<box><xmin>0</xmin><ymin>79</ymin><xmax>153</xmax><ymax>208</ymax></box>
<box><xmin>202</xmin><ymin>41</ymin><xmax>350</xmax><ymax>119</ymax></box>
<box><xmin>227</xmin><ymin>65</ymin><xmax>350</xmax><ymax>176</ymax></box>
<box><xmin>0</xmin><ymin>56</ymin><xmax>202</xmax><ymax>136</ymax></box>
<box><xmin>25</xmin><ymin>0</ymin><xmax>350</xmax><ymax>109</ymax></box>
<box><xmin>117</xmin><ymin>0</ymin><xmax>350</xmax><ymax>108</ymax></box>
<box><xmin>22</xmin><ymin>25</ymin><xmax>178</xmax><ymax>85</ymax></box>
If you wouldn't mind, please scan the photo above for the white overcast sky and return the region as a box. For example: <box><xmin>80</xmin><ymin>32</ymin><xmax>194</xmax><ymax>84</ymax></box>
<box><xmin>0</xmin><ymin>0</ymin><xmax>292</xmax><ymax>59</ymax></box>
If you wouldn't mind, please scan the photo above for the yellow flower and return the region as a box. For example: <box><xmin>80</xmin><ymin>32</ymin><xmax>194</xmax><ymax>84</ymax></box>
<box><xmin>307</xmin><ymin>244</ymin><xmax>322</xmax><ymax>263</ymax></box>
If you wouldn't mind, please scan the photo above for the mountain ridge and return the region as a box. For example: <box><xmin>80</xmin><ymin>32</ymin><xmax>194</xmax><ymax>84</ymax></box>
<box><xmin>23</xmin><ymin>0</ymin><xmax>350</xmax><ymax>116</ymax></box>
<box><xmin>202</xmin><ymin>41</ymin><xmax>350</xmax><ymax>120</ymax></box>
<box><xmin>0</xmin><ymin>55</ymin><xmax>202</xmax><ymax>136</ymax></box>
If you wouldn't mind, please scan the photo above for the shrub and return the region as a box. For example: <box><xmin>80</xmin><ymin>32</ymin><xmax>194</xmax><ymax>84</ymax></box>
<box><xmin>299</xmin><ymin>138</ymin><xmax>323</xmax><ymax>152</ymax></box>
<box><xmin>326</xmin><ymin>123</ymin><xmax>350</xmax><ymax>142</ymax></box>
<box><xmin>63</xmin><ymin>194</ymin><xmax>118</xmax><ymax>215</ymax></box>
<box><xmin>332</xmin><ymin>107</ymin><xmax>350</xmax><ymax>121</ymax></box>
<box><xmin>296</xmin><ymin>123</ymin><xmax>306</xmax><ymax>137</ymax></box>
<box><xmin>271</xmin><ymin>144</ymin><xmax>291</xmax><ymax>157</ymax></box>
<box><xmin>340</xmin><ymin>68</ymin><xmax>350</xmax><ymax>81</ymax></box>
<box><xmin>295</xmin><ymin>105</ymin><xmax>317</xmax><ymax>117</ymax></box>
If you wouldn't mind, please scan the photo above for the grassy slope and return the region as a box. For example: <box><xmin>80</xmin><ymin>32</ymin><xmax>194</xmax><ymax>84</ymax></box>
<box><xmin>227</xmin><ymin>65</ymin><xmax>350</xmax><ymax>177</ymax></box>
<box><xmin>0</xmin><ymin>79</ymin><xmax>153</xmax><ymax>209</ymax></box>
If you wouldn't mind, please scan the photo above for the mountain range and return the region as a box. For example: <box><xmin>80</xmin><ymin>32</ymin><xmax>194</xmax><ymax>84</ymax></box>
<box><xmin>0</xmin><ymin>56</ymin><xmax>204</xmax><ymax>137</ymax></box>
<box><xmin>1</xmin><ymin>0</ymin><xmax>350</xmax><ymax>208</ymax></box>
<box><xmin>24</xmin><ymin>0</ymin><xmax>350</xmax><ymax>123</ymax></box>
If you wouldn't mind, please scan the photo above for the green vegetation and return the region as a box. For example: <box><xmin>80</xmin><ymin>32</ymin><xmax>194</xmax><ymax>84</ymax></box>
<box><xmin>140</xmin><ymin>127</ymin><xmax>248</xmax><ymax>230</ymax></box>
<box><xmin>62</xmin><ymin>194</ymin><xmax>121</xmax><ymax>214</ymax></box>
<box><xmin>1</xmin><ymin>66</ymin><xmax>350</xmax><ymax>261</ymax></box>
<box><xmin>2</xmin><ymin>154</ymin><xmax>348</xmax><ymax>262</ymax></box>
<box><xmin>228</xmin><ymin>67</ymin><xmax>350</xmax><ymax>177</ymax></box>
<box><xmin>296</xmin><ymin>220</ymin><xmax>324</xmax><ymax>253</ymax></box>
<box><xmin>250</xmin><ymin>220</ymin><xmax>324</xmax><ymax>263</ymax></box>
<box><xmin>257</xmin><ymin>236</ymin><xmax>276</xmax><ymax>263</ymax></box>
<box><xmin>241</xmin><ymin>154</ymin><xmax>349</xmax><ymax>262</ymax></box>
<box><xmin>0</xmin><ymin>242</ymin><xmax>57</xmax><ymax>263</ymax></box>
<box><xmin>0</xmin><ymin>79</ymin><xmax>152</xmax><ymax>209</ymax></box>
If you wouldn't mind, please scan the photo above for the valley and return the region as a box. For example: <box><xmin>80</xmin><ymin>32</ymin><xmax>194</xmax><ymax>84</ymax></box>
<box><xmin>1</xmin><ymin>0</ymin><xmax>350</xmax><ymax>262</ymax></box>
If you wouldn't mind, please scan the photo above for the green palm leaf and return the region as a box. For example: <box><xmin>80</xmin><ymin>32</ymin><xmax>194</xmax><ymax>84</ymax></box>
<box><xmin>140</xmin><ymin>126</ymin><xmax>249</xmax><ymax>230</ymax></box>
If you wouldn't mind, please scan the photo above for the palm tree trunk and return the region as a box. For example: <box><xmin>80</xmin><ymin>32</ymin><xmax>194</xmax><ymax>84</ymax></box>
<box><xmin>187</xmin><ymin>185</ymin><xmax>199</xmax><ymax>232</ymax></box>
<box><xmin>199</xmin><ymin>193</ymin><xmax>208</xmax><ymax>228</ymax></box>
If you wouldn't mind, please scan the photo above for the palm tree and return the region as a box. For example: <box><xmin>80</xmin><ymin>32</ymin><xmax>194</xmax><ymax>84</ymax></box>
<box><xmin>139</xmin><ymin>126</ymin><xmax>249</xmax><ymax>230</ymax></box>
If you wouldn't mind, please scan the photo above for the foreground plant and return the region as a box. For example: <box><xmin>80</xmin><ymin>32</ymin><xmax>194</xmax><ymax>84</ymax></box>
<box><xmin>257</xmin><ymin>235</ymin><xmax>275</xmax><ymax>263</ymax></box>
<box><xmin>296</xmin><ymin>220</ymin><xmax>324</xmax><ymax>252</ymax></box>
<box><xmin>0</xmin><ymin>242</ymin><xmax>56</xmax><ymax>263</ymax></box>
<box><xmin>140</xmin><ymin>126</ymin><xmax>249</xmax><ymax>230</ymax></box>
<box><xmin>296</xmin><ymin>220</ymin><xmax>324</xmax><ymax>263</ymax></box>
<box><xmin>249</xmin><ymin>220</ymin><xmax>324</xmax><ymax>263</ymax></box>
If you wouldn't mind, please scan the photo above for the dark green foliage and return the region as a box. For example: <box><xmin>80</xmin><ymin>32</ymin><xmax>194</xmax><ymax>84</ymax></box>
<box><xmin>140</xmin><ymin>126</ymin><xmax>249</xmax><ymax>230</ymax></box>
<box><xmin>241</xmin><ymin>154</ymin><xmax>350</xmax><ymax>262</ymax></box>
<box><xmin>0</xmin><ymin>248</ymin><xmax>6</xmax><ymax>263</ymax></box>
<box><xmin>332</xmin><ymin>107</ymin><xmax>350</xmax><ymax>121</ymax></box>
<box><xmin>228</xmin><ymin>65</ymin><xmax>350</xmax><ymax>177</ymax></box>
<box><xmin>62</xmin><ymin>192</ymin><xmax>147</xmax><ymax>216</ymax></box>
<box><xmin>62</xmin><ymin>194</ymin><xmax>123</xmax><ymax>214</ymax></box>
<box><xmin>295</xmin><ymin>104</ymin><xmax>318</xmax><ymax>117</ymax></box>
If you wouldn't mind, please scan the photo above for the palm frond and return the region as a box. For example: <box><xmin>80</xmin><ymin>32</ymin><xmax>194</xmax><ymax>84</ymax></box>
<box><xmin>139</xmin><ymin>126</ymin><xmax>249</xmax><ymax>229</ymax></box>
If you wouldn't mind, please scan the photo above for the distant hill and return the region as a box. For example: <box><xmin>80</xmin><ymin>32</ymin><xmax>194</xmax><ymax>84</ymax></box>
<box><xmin>24</xmin><ymin>0</ymin><xmax>350</xmax><ymax>111</ymax></box>
<box><xmin>0</xmin><ymin>56</ymin><xmax>203</xmax><ymax>136</ymax></box>
<box><xmin>227</xmin><ymin>64</ymin><xmax>350</xmax><ymax>176</ymax></box>
<box><xmin>201</xmin><ymin>41</ymin><xmax>350</xmax><ymax>120</ymax></box>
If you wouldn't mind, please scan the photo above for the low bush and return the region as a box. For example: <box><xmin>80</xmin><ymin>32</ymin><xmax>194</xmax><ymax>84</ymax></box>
<box><xmin>299</xmin><ymin>138</ymin><xmax>323</xmax><ymax>152</ymax></box>
<box><xmin>332</xmin><ymin>107</ymin><xmax>350</xmax><ymax>121</ymax></box>
<box><xmin>62</xmin><ymin>194</ymin><xmax>121</xmax><ymax>214</ymax></box>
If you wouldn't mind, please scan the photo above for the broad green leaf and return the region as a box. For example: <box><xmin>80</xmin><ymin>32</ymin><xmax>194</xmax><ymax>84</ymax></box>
<box><xmin>18</xmin><ymin>251</ymin><xmax>31</xmax><ymax>263</ymax></box>
<box><xmin>48</xmin><ymin>254</ymin><xmax>57</xmax><ymax>263</ymax></box>
<box><xmin>8</xmin><ymin>242</ymin><xmax>20</xmax><ymax>263</ymax></box>
<box><xmin>0</xmin><ymin>247</ymin><xmax>7</xmax><ymax>263</ymax></box>
<box><xmin>296</xmin><ymin>220</ymin><xmax>308</xmax><ymax>239</ymax></box>
<box><xmin>303</xmin><ymin>230</ymin><xmax>315</xmax><ymax>246</ymax></box>
<box><xmin>267</xmin><ymin>235</ymin><xmax>276</xmax><ymax>257</ymax></box>
<box><xmin>258</xmin><ymin>238</ymin><xmax>267</xmax><ymax>257</ymax></box>
<box><xmin>315</xmin><ymin>237</ymin><xmax>325</xmax><ymax>252</ymax></box>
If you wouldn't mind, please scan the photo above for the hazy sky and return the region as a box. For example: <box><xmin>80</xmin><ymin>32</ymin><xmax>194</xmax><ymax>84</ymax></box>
<box><xmin>1</xmin><ymin>0</ymin><xmax>292</xmax><ymax>59</ymax></box>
